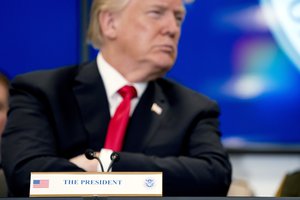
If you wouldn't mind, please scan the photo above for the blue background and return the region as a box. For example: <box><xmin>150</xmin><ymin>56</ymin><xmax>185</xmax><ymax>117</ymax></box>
<box><xmin>1</xmin><ymin>0</ymin><xmax>300</xmax><ymax>152</ymax></box>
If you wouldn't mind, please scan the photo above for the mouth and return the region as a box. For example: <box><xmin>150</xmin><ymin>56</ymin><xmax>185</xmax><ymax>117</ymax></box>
<box><xmin>155</xmin><ymin>44</ymin><xmax>175</xmax><ymax>54</ymax></box>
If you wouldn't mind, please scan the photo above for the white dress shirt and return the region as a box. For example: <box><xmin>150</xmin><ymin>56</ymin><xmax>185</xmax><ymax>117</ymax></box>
<box><xmin>96</xmin><ymin>53</ymin><xmax>148</xmax><ymax>171</ymax></box>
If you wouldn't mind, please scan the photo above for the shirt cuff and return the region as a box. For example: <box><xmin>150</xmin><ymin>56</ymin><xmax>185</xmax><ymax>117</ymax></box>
<box><xmin>98</xmin><ymin>148</ymin><xmax>114</xmax><ymax>172</ymax></box>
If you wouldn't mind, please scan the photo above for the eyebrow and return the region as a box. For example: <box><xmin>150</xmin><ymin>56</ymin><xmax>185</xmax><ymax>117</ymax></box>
<box><xmin>176</xmin><ymin>7</ymin><xmax>186</xmax><ymax>17</ymax></box>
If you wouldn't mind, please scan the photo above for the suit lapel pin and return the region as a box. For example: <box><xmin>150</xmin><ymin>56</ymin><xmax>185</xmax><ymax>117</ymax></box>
<box><xmin>151</xmin><ymin>103</ymin><xmax>163</xmax><ymax>115</ymax></box>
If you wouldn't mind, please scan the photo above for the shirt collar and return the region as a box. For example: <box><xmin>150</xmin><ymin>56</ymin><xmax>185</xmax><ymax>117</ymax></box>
<box><xmin>96</xmin><ymin>53</ymin><xmax>147</xmax><ymax>99</ymax></box>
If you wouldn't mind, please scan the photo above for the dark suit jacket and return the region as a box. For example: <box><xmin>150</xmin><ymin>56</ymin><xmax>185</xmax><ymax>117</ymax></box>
<box><xmin>1</xmin><ymin>61</ymin><xmax>231</xmax><ymax>196</ymax></box>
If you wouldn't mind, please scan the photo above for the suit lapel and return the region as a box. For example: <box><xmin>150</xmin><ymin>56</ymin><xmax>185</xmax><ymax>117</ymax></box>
<box><xmin>72</xmin><ymin>61</ymin><xmax>110</xmax><ymax>150</ymax></box>
<box><xmin>123</xmin><ymin>81</ymin><xmax>169</xmax><ymax>152</ymax></box>
<box><xmin>72</xmin><ymin>62</ymin><xmax>169</xmax><ymax>152</ymax></box>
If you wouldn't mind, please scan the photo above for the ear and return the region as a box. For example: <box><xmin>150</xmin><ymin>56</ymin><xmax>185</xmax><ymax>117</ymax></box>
<box><xmin>98</xmin><ymin>11</ymin><xmax>118</xmax><ymax>40</ymax></box>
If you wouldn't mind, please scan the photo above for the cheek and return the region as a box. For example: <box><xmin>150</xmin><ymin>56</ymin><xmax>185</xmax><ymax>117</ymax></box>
<box><xmin>133</xmin><ymin>22</ymin><xmax>156</xmax><ymax>44</ymax></box>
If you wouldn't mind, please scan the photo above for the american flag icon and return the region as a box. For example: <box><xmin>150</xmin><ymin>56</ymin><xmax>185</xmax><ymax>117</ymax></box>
<box><xmin>33</xmin><ymin>180</ymin><xmax>49</xmax><ymax>188</ymax></box>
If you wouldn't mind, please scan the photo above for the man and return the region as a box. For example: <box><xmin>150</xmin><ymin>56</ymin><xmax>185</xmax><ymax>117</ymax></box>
<box><xmin>2</xmin><ymin>0</ymin><xmax>232</xmax><ymax>197</ymax></box>
<box><xmin>0</xmin><ymin>72</ymin><xmax>9</xmax><ymax>197</ymax></box>
<box><xmin>0</xmin><ymin>73</ymin><xmax>9</xmax><ymax>137</ymax></box>
<box><xmin>0</xmin><ymin>72</ymin><xmax>9</xmax><ymax>157</ymax></box>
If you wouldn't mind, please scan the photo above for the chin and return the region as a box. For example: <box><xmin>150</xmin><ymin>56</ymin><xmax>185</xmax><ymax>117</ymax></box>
<box><xmin>156</xmin><ymin>62</ymin><xmax>174</xmax><ymax>72</ymax></box>
<box><xmin>145</xmin><ymin>54</ymin><xmax>176</xmax><ymax>73</ymax></box>
<box><xmin>154</xmin><ymin>57</ymin><xmax>175</xmax><ymax>70</ymax></box>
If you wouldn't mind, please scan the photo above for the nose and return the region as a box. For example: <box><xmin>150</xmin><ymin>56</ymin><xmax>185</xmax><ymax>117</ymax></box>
<box><xmin>161</xmin><ymin>13</ymin><xmax>181</xmax><ymax>38</ymax></box>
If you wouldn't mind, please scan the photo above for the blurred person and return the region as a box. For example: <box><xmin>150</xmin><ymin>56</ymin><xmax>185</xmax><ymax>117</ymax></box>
<box><xmin>2</xmin><ymin>0</ymin><xmax>231</xmax><ymax>197</ymax></box>
<box><xmin>276</xmin><ymin>170</ymin><xmax>300</xmax><ymax>197</ymax></box>
<box><xmin>0</xmin><ymin>72</ymin><xmax>9</xmax><ymax>197</ymax></box>
<box><xmin>0</xmin><ymin>72</ymin><xmax>9</xmax><ymax>154</ymax></box>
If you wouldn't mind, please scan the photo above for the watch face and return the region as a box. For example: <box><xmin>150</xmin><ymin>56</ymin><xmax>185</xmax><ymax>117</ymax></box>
<box><xmin>261</xmin><ymin>0</ymin><xmax>300</xmax><ymax>69</ymax></box>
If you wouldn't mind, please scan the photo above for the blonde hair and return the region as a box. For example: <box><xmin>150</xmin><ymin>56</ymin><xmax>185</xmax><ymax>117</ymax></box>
<box><xmin>87</xmin><ymin>0</ymin><xmax>194</xmax><ymax>49</ymax></box>
<box><xmin>87</xmin><ymin>0</ymin><xmax>130</xmax><ymax>49</ymax></box>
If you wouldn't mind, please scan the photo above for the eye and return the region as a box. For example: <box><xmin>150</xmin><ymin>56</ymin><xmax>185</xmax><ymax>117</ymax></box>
<box><xmin>148</xmin><ymin>9</ymin><xmax>163</xmax><ymax>18</ymax></box>
<box><xmin>175</xmin><ymin>15</ymin><xmax>184</xmax><ymax>25</ymax></box>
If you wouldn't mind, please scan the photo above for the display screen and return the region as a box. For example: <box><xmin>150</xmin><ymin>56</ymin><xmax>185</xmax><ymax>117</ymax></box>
<box><xmin>168</xmin><ymin>0</ymin><xmax>300</xmax><ymax>152</ymax></box>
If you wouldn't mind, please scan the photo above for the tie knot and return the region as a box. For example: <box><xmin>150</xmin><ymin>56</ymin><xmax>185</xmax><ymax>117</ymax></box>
<box><xmin>118</xmin><ymin>85</ymin><xmax>137</xmax><ymax>99</ymax></box>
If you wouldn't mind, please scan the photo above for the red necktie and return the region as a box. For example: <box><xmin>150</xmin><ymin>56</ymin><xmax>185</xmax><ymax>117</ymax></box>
<box><xmin>104</xmin><ymin>85</ymin><xmax>137</xmax><ymax>151</ymax></box>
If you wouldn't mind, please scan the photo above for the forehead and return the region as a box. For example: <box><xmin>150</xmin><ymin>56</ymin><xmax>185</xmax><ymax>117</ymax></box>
<box><xmin>127</xmin><ymin>0</ymin><xmax>185</xmax><ymax>12</ymax></box>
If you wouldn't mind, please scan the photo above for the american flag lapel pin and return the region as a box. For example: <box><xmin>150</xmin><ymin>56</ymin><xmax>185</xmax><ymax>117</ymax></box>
<box><xmin>151</xmin><ymin>103</ymin><xmax>163</xmax><ymax>115</ymax></box>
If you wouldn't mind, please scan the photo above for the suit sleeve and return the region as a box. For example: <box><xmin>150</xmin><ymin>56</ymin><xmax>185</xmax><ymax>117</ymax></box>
<box><xmin>1</xmin><ymin>78</ymin><xmax>84</xmax><ymax>197</ymax></box>
<box><xmin>113</xmin><ymin>101</ymin><xmax>232</xmax><ymax>196</ymax></box>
